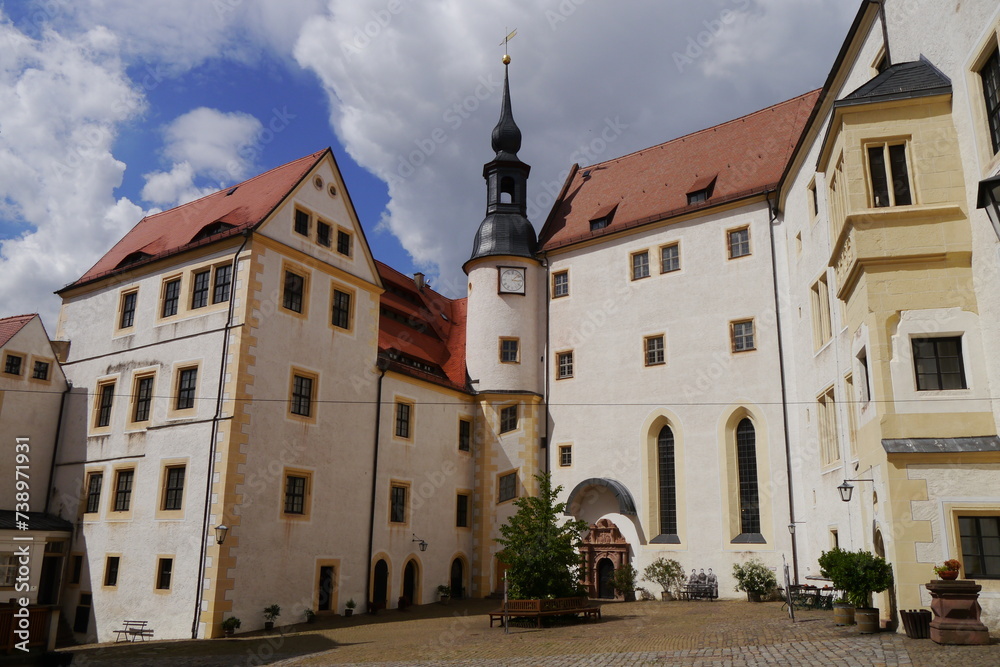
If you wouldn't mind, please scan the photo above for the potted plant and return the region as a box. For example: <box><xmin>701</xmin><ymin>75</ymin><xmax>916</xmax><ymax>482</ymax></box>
<box><xmin>823</xmin><ymin>549</ymin><xmax>893</xmax><ymax>633</ymax></box>
<box><xmin>221</xmin><ymin>616</ymin><xmax>241</xmax><ymax>637</ymax></box>
<box><xmin>611</xmin><ymin>562</ymin><xmax>638</xmax><ymax>601</ymax></box>
<box><xmin>345</xmin><ymin>598</ymin><xmax>356</xmax><ymax>617</ymax></box>
<box><xmin>933</xmin><ymin>559</ymin><xmax>961</xmax><ymax>581</ymax></box>
<box><xmin>263</xmin><ymin>604</ymin><xmax>281</xmax><ymax>631</ymax></box>
<box><xmin>643</xmin><ymin>557</ymin><xmax>685</xmax><ymax>601</ymax></box>
<box><xmin>437</xmin><ymin>584</ymin><xmax>451</xmax><ymax>604</ymax></box>
<box><xmin>304</xmin><ymin>609</ymin><xmax>316</xmax><ymax>624</ymax></box>
<box><xmin>819</xmin><ymin>548</ymin><xmax>855</xmax><ymax>625</ymax></box>
<box><xmin>732</xmin><ymin>558</ymin><xmax>776</xmax><ymax>602</ymax></box>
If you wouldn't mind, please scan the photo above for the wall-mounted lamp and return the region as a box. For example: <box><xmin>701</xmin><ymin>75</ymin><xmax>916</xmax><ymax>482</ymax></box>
<box><xmin>838</xmin><ymin>479</ymin><xmax>874</xmax><ymax>503</ymax></box>
<box><xmin>976</xmin><ymin>174</ymin><xmax>1000</xmax><ymax>242</ymax></box>
<box><xmin>787</xmin><ymin>522</ymin><xmax>804</xmax><ymax>535</ymax></box>
<box><xmin>412</xmin><ymin>534</ymin><xmax>428</xmax><ymax>552</ymax></box>
<box><xmin>215</xmin><ymin>524</ymin><xmax>229</xmax><ymax>545</ymax></box>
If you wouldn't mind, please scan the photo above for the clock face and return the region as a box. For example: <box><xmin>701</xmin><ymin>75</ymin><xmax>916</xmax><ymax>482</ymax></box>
<box><xmin>499</xmin><ymin>268</ymin><xmax>525</xmax><ymax>294</ymax></box>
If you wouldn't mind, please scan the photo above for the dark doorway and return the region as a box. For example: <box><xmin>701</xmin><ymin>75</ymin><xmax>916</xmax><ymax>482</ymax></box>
<box><xmin>372</xmin><ymin>559</ymin><xmax>388</xmax><ymax>611</ymax></box>
<box><xmin>318</xmin><ymin>566</ymin><xmax>335</xmax><ymax>611</ymax></box>
<box><xmin>403</xmin><ymin>560</ymin><xmax>418</xmax><ymax>606</ymax></box>
<box><xmin>597</xmin><ymin>558</ymin><xmax>615</xmax><ymax>599</ymax></box>
<box><xmin>450</xmin><ymin>558</ymin><xmax>464</xmax><ymax>599</ymax></box>
<box><xmin>38</xmin><ymin>555</ymin><xmax>63</xmax><ymax>605</ymax></box>
<box><xmin>73</xmin><ymin>593</ymin><xmax>92</xmax><ymax>634</ymax></box>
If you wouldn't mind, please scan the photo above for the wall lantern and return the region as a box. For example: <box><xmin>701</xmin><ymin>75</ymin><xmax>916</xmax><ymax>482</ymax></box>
<box><xmin>215</xmin><ymin>524</ymin><xmax>229</xmax><ymax>545</ymax></box>
<box><xmin>412</xmin><ymin>534</ymin><xmax>428</xmax><ymax>552</ymax></box>
<box><xmin>788</xmin><ymin>522</ymin><xmax>804</xmax><ymax>535</ymax></box>
<box><xmin>976</xmin><ymin>174</ymin><xmax>1000</xmax><ymax>242</ymax></box>
<box><xmin>838</xmin><ymin>478</ymin><xmax>874</xmax><ymax>503</ymax></box>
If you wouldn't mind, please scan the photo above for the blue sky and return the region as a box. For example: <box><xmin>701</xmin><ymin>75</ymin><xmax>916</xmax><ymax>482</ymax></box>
<box><xmin>0</xmin><ymin>0</ymin><xmax>859</xmax><ymax>329</ymax></box>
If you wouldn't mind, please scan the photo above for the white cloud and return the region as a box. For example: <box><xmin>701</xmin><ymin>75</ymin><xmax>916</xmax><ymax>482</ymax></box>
<box><xmin>0</xmin><ymin>17</ymin><xmax>145</xmax><ymax>327</ymax></box>
<box><xmin>141</xmin><ymin>108</ymin><xmax>264</xmax><ymax>206</ymax></box>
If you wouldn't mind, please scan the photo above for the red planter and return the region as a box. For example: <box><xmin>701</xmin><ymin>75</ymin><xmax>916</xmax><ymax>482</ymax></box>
<box><xmin>938</xmin><ymin>570</ymin><xmax>959</xmax><ymax>581</ymax></box>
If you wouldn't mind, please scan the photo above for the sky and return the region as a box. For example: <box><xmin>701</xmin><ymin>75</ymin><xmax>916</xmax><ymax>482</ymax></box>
<box><xmin>0</xmin><ymin>0</ymin><xmax>861</xmax><ymax>331</ymax></box>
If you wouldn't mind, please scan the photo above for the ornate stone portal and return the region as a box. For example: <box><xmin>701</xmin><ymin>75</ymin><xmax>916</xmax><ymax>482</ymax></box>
<box><xmin>580</xmin><ymin>519</ymin><xmax>630</xmax><ymax>599</ymax></box>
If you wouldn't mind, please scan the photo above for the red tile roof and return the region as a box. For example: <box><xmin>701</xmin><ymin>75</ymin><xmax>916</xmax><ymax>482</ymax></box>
<box><xmin>61</xmin><ymin>149</ymin><xmax>329</xmax><ymax>291</ymax></box>
<box><xmin>375</xmin><ymin>261</ymin><xmax>468</xmax><ymax>393</ymax></box>
<box><xmin>0</xmin><ymin>314</ymin><xmax>36</xmax><ymax>348</ymax></box>
<box><xmin>538</xmin><ymin>90</ymin><xmax>821</xmax><ymax>251</ymax></box>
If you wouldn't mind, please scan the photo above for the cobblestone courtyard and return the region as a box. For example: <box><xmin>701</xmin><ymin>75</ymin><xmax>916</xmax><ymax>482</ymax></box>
<box><xmin>63</xmin><ymin>599</ymin><xmax>998</xmax><ymax>666</ymax></box>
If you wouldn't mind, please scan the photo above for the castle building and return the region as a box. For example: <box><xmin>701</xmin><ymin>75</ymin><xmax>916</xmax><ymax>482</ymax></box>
<box><xmin>3</xmin><ymin>0</ymin><xmax>998</xmax><ymax>642</ymax></box>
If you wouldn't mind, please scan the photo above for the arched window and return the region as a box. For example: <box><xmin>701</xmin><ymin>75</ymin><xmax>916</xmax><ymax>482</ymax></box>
<box><xmin>736</xmin><ymin>418</ymin><xmax>760</xmax><ymax>535</ymax></box>
<box><xmin>500</xmin><ymin>176</ymin><xmax>515</xmax><ymax>204</ymax></box>
<box><xmin>657</xmin><ymin>425</ymin><xmax>677</xmax><ymax>536</ymax></box>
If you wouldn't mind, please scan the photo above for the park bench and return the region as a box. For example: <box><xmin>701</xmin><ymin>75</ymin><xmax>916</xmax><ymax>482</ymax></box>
<box><xmin>114</xmin><ymin>620</ymin><xmax>154</xmax><ymax>642</ymax></box>
<box><xmin>489</xmin><ymin>596</ymin><xmax>601</xmax><ymax>628</ymax></box>
<box><xmin>678</xmin><ymin>583</ymin><xmax>716</xmax><ymax>600</ymax></box>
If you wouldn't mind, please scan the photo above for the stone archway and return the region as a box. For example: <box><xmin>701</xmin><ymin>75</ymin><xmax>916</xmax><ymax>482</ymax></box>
<box><xmin>580</xmin><ymin>518</ymin><xmax>630</xmax><ymax>599</ymax></box>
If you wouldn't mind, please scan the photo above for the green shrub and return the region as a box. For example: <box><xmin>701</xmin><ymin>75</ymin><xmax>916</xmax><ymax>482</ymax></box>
<box><xmin>819</xmin><ymin>548</ymin><xmax>892</xmax><ymax>609</ymax></box>
<box><xmin>643</xmin><ymin>557</ymin><xmax>685</xmax><ymax>596</ymax></box>
<box><xmin>732</xmin><ymin>558</ymin><xmax>776</xmax><ymax>596</ymax></box>
<box><xmin>611</xmin><ymin>563</ymin><xmax>638</xmax><ymax>596</ymax></box>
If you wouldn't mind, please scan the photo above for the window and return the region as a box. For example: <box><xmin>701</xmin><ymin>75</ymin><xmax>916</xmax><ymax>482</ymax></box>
<box><xmin>212</xmin><ymin>264</ymin><xmax>232</xmax><ymax>304</ymax></box>
<box><xmin>113</xmin><ymin>470</ymin><xmax>134</xmax><ymax>512</ymax></box>
<box><xmin>3</xmin><ymin>353</ymin><xmax>22</xmax><ymax>375</ymax></box>
<box><xmin>284</xmin><ymin>475</ymin><xmax>307</xmax><ymax>514</ymax></box>
<box><xmin>95</xmin><ymin>382</ymin><xmax>115</xmax><ymax>428</ymax></box>
<box><xmin>660</xmin><ymin>243</ymin><xmax>679</xmax><ymax>273</ymax></box>
<box><xmin>557</xmin><ymin>351</ymin><xmax>574</xmax><ymax>379</ymax></box>
<box><xmin>85</xmin><ymin>473</ymin><xmax>102</xmax><ymax>514</ymax></box>
<box><xmin>913</xmin><ymin>337</ymin><xmax>967</xmax><ymax>390</ymax></box>
<box><xmin>119</xmin><ymin>290</ymin><xmax>137</xmax><ymax>329</ymax></box>
<box><xmin>735</xmin><ymin>419</ymin><xmax>761</xmax><ymax>536</ymax></box>
<box><xmin>844</xmin><ymin>374</ymin><xmax>859</xmax><ymax>457</ymax></box>
<box><xmin>291</xmin><ymin>374</ymin><xmax>314</xmax><ymax>417</ymax></box>
<box><xmin>728</xmin><ymin>228</ymin><xmax>750</xmax><ymax>258</ymax></box>
<box><xmin>456</xmin><ymin>493</ymin><xmax>469</xmax><ymax>528</ymax></box>
<box><xmin>499</xmin><ymin>405</ymin><xmax>517</xmax><ymax>434</ymax></box>
<box><xmin>631</xmin><ymin>251</ymin><xmax>650</xmax><ymax>280</ymax></box>
<box><xmin>331</xmin><ymin>289</ymin><xmax>351</xmax><ymax>329</ymax></box>
<box><xmin>337</xmin><ymin>230</ymin><xmax>352</xmax><ymax>256</ymax></box>
<box><xmin>395</xmin><ymin>401</ymin><xmax>412</xmax><ymax>438</ymax></box>
<box><xmin>590</xmin><ymin>218</ymin><xmax>610</xmax><ymax>231</ymax></box>
<box><xmin>808</xmin><ymin>181</ymin><xmax>819</xmax><ymax>219</ymax></box>
<box><xmin>156</xmin><ymin>558</ymin><xmax>173</xmax><ymax>590</ymax></box>
<box><xmin>316</xmin><ymin>221</ymin><xmax>332</xmax><ymax>247</ymax></box>
<box><xmin>959</xmin><ymin>516</ymin><xmax>1000</xmax><ymax>578</ymax></box>
<box><xmin>658</xmin><ymin>425</ymin><xmax>677</xmax><ymax>536</ymax></box>
<box><xmin>69</xmin><ymin>555</ymin><xmax>83</xmax><ymax>585</ymax></box>
<box><xmin>811</xmin><ymin>275</ymin><xmax>832</xmax><ymax>348</ymax></box>
<box><xmin>858</xmin><ymin>349</ymin><xmax>872</xmax><ymax>403</ymax></box>
<box><xmin>498</xmin><ymin>471</ymin><xmax>517</xmax><ymax>503</ymax></box>
<box><xmin>283</xmin><ymin>270</ymin><xmax>305</xmax><ymax>313</ymax></box>
<box><xmin>29</xmin><ymin>360</ymin><xmax>49</xmax><ymax>380</ymax></box>
<box><xmin>979</xmin><ymin>45</ymin><xmax>1000</xmax><ymax>154</ymax></box>
<box><xmin>559</xmin><ymin>445</ymin><xmax>572</xmax><ymax>467</ymax></box>
<box><xmin>162</xmin><ymin>278</ymin><xmax>181</xmax><ymax>317</ymax></box>
<box><xmin>104</xmin><ymin>556</ymin><xmax>120</xmax><ymax>587</ymax></box>
<box><xmin>687</xmin><ymin>190</ymin><xmax>708</xmax><ymax>205</ymax></box>
<box><xmin>132</xmin><ymin>375</ymin><xmax>154</xmax><ymax>423</ymax></box>
<box><xmin>500</xmin><ymin>338</ymin><xmax>519</xmax><ymax>363</ymax></box>
<box><xmin>731</xmin><ymin>320</ymin><xmax>755</xmax><ymax>352</ymax></box>
<box><xmin>552</xmin><ymin>271</ymin><xmax>569</xmax><ymax>298</ymax></box>
<box><xmin>0</xmin><ymin>555</ymin><xmax>16</xmax><ymax>587</ymax></box>
<box><xmin>817</xmin><ymin>387</ymin><xmax>840</xmax><ymax>466</ymax></box>
<box><xmin>162</xmin><ymin>466</ymin><xmax>185</xmax><ymax>511</ymax></box>
<box><xmin>645</xmin><ymin>335</ymin><xmax>665</xmax><ymax>366</ymax></box>
<box><xmin>294</xmin><ymin>208</ymin><xmax>310</xmax><ymax>236</ymax></box>
<box><xmin>191</xmin><ymin>270</ymin><xmax>210</xmax><ymax>309</ymax></box>
<box><xmin>458</xmin><ymin>419</ymin><xmax>471</xmax><ymax>452</ymax></box>
<box><xmin>867</xmin><ymin>143</ymin><xmax>912</xmax><ymax>207</ymax></box>
<box><xmin>390</xmin><ymin>484</ymin><xmax>407</xmax><ymax>523</ymax></box>
<box><xmin>176</xmin><ymin>367</ymin><xmax>197</xmax><ymax>410</ymax></box>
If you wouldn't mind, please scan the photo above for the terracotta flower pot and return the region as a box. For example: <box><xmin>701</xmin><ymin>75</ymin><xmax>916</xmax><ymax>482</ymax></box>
<box><xmin>938</xmin><ymin>570</ymin><xmax>959</xmax><ymax>581</ymax></box>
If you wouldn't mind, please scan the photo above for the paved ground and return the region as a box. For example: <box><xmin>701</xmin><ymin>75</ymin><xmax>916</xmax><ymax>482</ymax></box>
<box><xmin>60</xmin><ymin>598</ymin><xmax>998</xmax><ymax>666</ymax></box>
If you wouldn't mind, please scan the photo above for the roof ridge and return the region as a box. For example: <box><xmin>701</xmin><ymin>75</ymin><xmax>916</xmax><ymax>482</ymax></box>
<box><xmin>582</xmin><ymin>89</ymin><xmax>821</xmax><ymax>170</ymax></box>
<box><xmin>0</xmin><ymin>313</ymin><xmax>37</xmax><ymax>322</ymax></box>
<box><xmin>375</xmin><ymin>260</ymin><xmax>457</xmax><ymax>303</ymax></box>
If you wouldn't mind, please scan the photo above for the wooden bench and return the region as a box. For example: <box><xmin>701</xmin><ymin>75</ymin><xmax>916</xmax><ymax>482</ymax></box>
<box><xmin>678</xmin><ymin>584</ymin><xmax>716</xmax><ymax>600</ymax></box>
<box><xmin>114</xmin><ymin>620</ymin><xmax>154</xmax><ymax>642</ymax></box>
<box><xmin>489</xmin><ymin>596</ymin><xmax>601</xmax><ymax>628</ymax></box>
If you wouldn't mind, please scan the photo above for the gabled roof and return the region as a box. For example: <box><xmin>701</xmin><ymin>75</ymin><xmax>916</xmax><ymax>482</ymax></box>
<box><xmin>61</xmin><ymin>149</ymin><xmax>329</xmax><ymax>292</ymax></box>
<box><xmin>375</xmin><ymin>262</ymin><xmax>468</xmax><ymax>393</ymax></box>
<box><xmin>0</xmin><ymin>314</ymin><xmax>36</xmax><ymax>348</ymax></box>
<box><xmin>538</xmin><ymin>90</ymin><xmax>820</xmax><ymax>251</ymax></box>
<box><xmin>836</xmin><ymin>58</ymin><xmax>952</xmax><ymax>108</ymax></box>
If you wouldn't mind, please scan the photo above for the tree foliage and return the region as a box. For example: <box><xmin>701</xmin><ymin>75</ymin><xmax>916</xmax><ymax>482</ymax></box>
<box><xmin>818</xmin><ymin>548</ymin><xmax>893</xmax><ymax>608</ymax></box>
<box><xmin>643</xmin><ymin>557</ymin><xmax>686</xmax><ymax>595</ymax></box>
<box><xmin>732</xmin><ymin>558</ymin><xmax>776</xmax><ymax>595</ymax></box>
<box><xmin>496</xmin><ymin>473</ymin><xmax>589</xmax><ymax>599</ymax></box>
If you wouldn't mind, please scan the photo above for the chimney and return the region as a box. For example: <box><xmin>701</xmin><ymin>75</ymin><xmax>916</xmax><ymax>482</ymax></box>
<box><xmin>413</xmin><ymin>273</ymin><xmax>425</xmax><ymax>291</ymax></box>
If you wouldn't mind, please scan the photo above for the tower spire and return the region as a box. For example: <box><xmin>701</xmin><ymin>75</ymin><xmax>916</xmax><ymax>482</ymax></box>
<box><xmin>492</xmin><ymin>35</ymin><xmax>522</xmax><ymax>160</ymax></box>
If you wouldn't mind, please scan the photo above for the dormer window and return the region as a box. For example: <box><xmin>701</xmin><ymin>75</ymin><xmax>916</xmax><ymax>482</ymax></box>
<box><xmin>686</xmin><ymin>174</ymin><xmax>717</xmax><ymax>205</ymax></box>
<box><xmin>589</xmin><ymin>203</ymin><xmax>618</xmax><ymax>232</ymax></box>
<box><xmin>115</xmin><ymin>251</ymin><xmax>152</xmax><ymax>269</ymax></box>
<box><xmin>191</xmin><ymin>221</ymin><xmax>235</xmax><ymax>243</ymax></box>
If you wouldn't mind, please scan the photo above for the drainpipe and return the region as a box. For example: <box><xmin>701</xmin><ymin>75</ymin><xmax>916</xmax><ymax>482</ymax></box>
<box><xmin>191</xmin><ymin>230</ymin><xmax>250</xmax><ymax>639</ymax></box>
<box><xmin>871</xmin><ymin>0</ymin><xmax>892</xmax><ymax>67</ymax></box>
<box><xmin>541</xmin><ymin>253</ymin><xmax>550</xmax><ymax>476</ymax></box>
<box><xmin>365</xmin><ymin>354</ymin><xmax>391</xmax><ymax>613</ymax></box>
<box><xmin>44</xmin><ymin>381</ymin><xmax>73</xmax><ymax>515</ymax></box>
<box><xmin>766</xmin><ymin>193</ymin><xmax>800</xmax><ymax>585</ymax></box>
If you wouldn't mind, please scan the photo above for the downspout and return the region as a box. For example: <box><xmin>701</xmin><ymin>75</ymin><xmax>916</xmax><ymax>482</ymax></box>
<box><xmin>541</xmin><ymin>252</ymin><xmax>550</xmax><ymax>475</ymax></box>
<box><xmin>191</xmin><ymin>230</ymin><xmax>250</xmax><ymax>639</ymax></box>
<box><xmin>44</xmin><ymin>381</ymin><xmax>73</xmax><ymax>515</ymax></box>
<box><xmin>365</xmin><ymin>355</ymin><xmax>390</xmax><ymax>613</ymax></box>
<box><xmin>872</xmin><ymin>0</ymin><xmax>892</xmax><ymax>67</ymax></box>
<box><xmin>766</xmin><ymin>193</ymin><xmax>799</xmax><ymax>585</ymax></box>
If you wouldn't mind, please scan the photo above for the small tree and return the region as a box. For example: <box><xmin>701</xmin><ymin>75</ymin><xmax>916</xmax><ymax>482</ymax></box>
<box><xmin>732</xmin><ymin>558</ymin><xmax>776</xmax><ymax>600</ymax></box>
<box><xmin>819</xmin><ymin>548</ymin><xmax>892</xmax><ymax>609</ymax></box>
<box><xmin>611</xmin><ymin>562</ymin><xmax>638</xmax><ymax>600</ymax></box>
<box><xmin>643</xmin><ymin>557</ymin><xmax>685</xmax><ymax>597</ymax></box>
<box><xmin>496</xmin><ymin>473</ymin><xmax>589</xmax><ymax>599</ymax></box>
